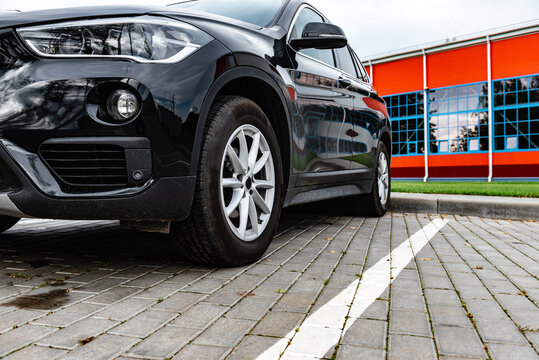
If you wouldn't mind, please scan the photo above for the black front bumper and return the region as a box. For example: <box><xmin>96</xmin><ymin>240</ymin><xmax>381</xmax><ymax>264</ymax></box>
<box><xmin>0</xmin><ymin>140</ymin><xmax>196</xmax><ymax>221</ymax></box>
<box><xmin>0</xmin><ymin>26</ymin><xmax>235</xmax><ymax>221</ymax></box>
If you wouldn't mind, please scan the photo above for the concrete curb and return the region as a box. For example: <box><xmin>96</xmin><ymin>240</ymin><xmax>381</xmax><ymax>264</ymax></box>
<box><xmin>391</xmin><ymin>193</ymin><xmax>539</xmax><ymax>221</ymax></box>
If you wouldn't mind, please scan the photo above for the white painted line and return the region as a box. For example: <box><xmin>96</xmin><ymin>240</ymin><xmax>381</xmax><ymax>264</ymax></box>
<box><xmin>256</xmin><ymin>218</ymin><xmax>448</xmax><ymax>360</ymax></box>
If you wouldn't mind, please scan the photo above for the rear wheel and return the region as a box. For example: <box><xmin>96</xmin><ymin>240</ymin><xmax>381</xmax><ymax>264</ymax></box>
<box><xmin>355</xmin><ymin>142</ymin><xmax>390</xmax><ymax>217</ymax></box>
<box><xmin>0</xmin><ymin>216</ymin><xmax>20</xmax><ymax>233</ymax></box>
<box><xmin>171</xmin><ymin>96</ymin><xmax>283</xmax><ymax>266</ymax></box>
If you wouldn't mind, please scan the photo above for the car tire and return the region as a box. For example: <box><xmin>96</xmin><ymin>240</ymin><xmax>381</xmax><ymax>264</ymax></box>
<box><xmin>0</xmin><ymin>216</ymin><xmax>20</xmax><ymax>233</ymax></box>
<box><xmin>171</xmin><ymin>96</ymin><xmax>283</xmax><ymax>266</ymax></box>
<box><xmin>355</xmin><ymin>142</ymin><xmax>391</xmax><ymax>217</ymax></box>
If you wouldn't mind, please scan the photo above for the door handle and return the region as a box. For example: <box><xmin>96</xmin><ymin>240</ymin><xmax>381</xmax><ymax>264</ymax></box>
<box><xmin>338</xmin><ymin>77</ymin><xmax>352</xmax><ymax>89</ymax></box>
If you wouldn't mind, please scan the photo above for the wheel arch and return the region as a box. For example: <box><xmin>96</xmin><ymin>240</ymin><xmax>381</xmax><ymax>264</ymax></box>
<box><xmin>380</xmin><ymin>129</ymin><xmax>392</xmax><ymax>163</ymax></box>
<box><xmin>191</xmin><ymin>67</ymin><xmax>294</xmax><ymax>191</ymax></box>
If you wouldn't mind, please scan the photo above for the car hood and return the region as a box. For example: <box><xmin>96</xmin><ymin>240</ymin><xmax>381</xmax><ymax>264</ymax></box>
<box><xmin>0</xmin><ymin>5</ymin><xmax>262</xmax><ymax>31</ymax></box>
<box><xmin>0</xmin><ymin>6</ymin><xmax>172</xmax><ymax>29</ymax></box>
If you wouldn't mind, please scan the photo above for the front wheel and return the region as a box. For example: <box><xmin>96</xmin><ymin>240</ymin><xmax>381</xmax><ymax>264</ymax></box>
<box><xmin>355</xmin><ymin>142</ymin><xmax>391</xmax><ymax>217</ymax></box>
<box><xmin>171</xmin><ymin>96</ymin><xmax>283</xmax><ymax>266</ymax></box>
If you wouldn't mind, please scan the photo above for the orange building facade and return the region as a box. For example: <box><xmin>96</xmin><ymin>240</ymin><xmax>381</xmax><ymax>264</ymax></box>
<box><xmin>364</xmin><ymin>23</ymin><xmax>539</xmax><ymax>180</ymax></box>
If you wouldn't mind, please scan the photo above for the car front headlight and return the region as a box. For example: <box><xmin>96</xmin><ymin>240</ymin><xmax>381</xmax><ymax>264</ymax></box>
<box><xmin>17</xmin><ymin>16</ymin><xmax>213</xmax><ymax>63</ymax></box>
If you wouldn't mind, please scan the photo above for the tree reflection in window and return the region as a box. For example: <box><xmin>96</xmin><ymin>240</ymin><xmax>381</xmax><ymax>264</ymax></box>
<box><xmin>428</xmin><ymin>82</ymin><xmax>489</xmax><ymax>154</ymax></box>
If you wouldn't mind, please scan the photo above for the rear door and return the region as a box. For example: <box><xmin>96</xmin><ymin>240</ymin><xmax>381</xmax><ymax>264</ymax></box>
<box><xmin>340</xmin><ymin>48</ymin><xmax>382</xmax><ymax>173</ymax></box>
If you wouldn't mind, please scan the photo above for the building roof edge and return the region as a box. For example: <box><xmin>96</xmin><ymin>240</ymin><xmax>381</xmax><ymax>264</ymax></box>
<box><xmin>362</xmin><ymin>19</ymin><xmax>539</xmax><ymax>64</ymax></box>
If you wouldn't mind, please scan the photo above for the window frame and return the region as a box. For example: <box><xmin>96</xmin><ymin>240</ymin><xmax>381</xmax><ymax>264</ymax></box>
<box><xmin>286</xmin><ymin>4</ymin><xmax>339</xmax><ymax>71</ymax></box>
<box><xmin>427</xmin><ymin>82</ymin><xmax>490</xmax><ymax>155</ymax></box>
<box><xmin>334</xmin><ymin>46</ymin><xmax>359</xmax><ymax>80</ymax></box>
<box><xmin>492</xmin><ymin>74</ymin><xmax>539</xmax><ymax>153</ymax></box>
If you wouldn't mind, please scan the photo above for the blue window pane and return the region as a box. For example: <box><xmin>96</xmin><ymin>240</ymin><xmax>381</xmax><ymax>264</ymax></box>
<box><xmin>531</xmin><ymin>90</ymin><xmax>539</xmax><ymax>103</ymax></box>
<box><xmin>518</xmin><ymin>78</ymin><xmax>529</xmax><ymax>91</ymax></box>
<box><xmin>532</xmin><ymin>107</ymin><xmax>539</xmax><ymax>120</ymax></box>
<box><xmin>492</xmin><ymin>74</ymin><xmax>539</xmax><ymax>152</ymax></box>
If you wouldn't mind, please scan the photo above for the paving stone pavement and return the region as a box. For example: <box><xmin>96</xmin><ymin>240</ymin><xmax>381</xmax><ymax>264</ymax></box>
<box><xmin>0</xmin><ymin>204</ymin><xmax>536</xmax><ymax>360</ymax></box>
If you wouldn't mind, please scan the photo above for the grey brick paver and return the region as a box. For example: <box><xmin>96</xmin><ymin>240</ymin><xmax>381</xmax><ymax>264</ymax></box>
<box><xmin>37</xmin><ymin>317</ymin><xmax>116</xmax><ymax>349</ymax></box>
<box><xmin>193</xmin><ymin>317</ymin><xmax>255</xmax><ymax>347</ymax></box>
<box><xmin>85</xmin><ymin>286</ymin><xmax>141</xmax><ymax>305</ymax></box>
<box><xmin>341</xmin><ymin>318</ymin><xmax>386</xmax><ymax>348</ymax></box>
<box><xmin>388</xmin><ymin>334</ymin><xmax>437</xmax><ymax>360</ymax></box>
<box><xmin>389</xmin><ymin>309</ymin><xmax>432</xmax><ymax>336</ymax></box>
<box><xmin>226</xmin><ymin>296</ymin><xmax>276</xmax><ymax>320</ymax></box>
<box><xmin>0</xmin><ymin>324</ymin><xmax>57</xmax><ymax>357</ymax></box>
<box><xmin>131</xmin><ymin>282</ymin><xmax>181</xmax><ymax>299</ymax></box>
<box><xmin>108</xmin><ymin>310</ymin><xmax>176</xmax><ymax>338</ymax></box>
<box><xmin>170</xmin><ymin>303</ymin><xmax>228</xmax><ymax>329</ymax></box>
<box><xmin>428</xmin><ymin>304</ymin><xmax>472</xmax><ymax>327</ymax></box>
<box><xmin>152</xmin><ymin>291</ymin><xmax>206</xmax><ymax>312</ymax></box>
<box><xmin>360</xmin><ymin>299</ymin><xmax>388</xmax><ymax>321</ymax></box>
<box><xmin>59</xmin><ymin>334</ymin><xmax>136</xmax><ymax>360</ymax></box>
<box><xmin>93</xmin><ymin>297</ymin><xmax>155</xmax><ymax>321</ymax></box>
<box><xmin>0</xmin><ymin>213</ymin><xmax>536</xmax><ymax>360</ymax></box>
<box><xmin>251</xmin><ymin>311</ymin><xmax>303</xmax><ymax>338</ymax></box>
<box><xmin>0</xmin><ymin>309</ymin><xmax>45</xmax><ymax>333</ymax></box>
<box><xmin>434</xmin><ymin>325</ymin><xmax>487</xmax><ymax>357</ymax></box>
<box><xmin>32</xmin><ymin>302</ymin><xmax>103</xmax><ymax>327</ymax></box>
<box><xmin>126</xmin><ymin>326</ymin><xmax>198</xmax><ymax>358</ymax></box>
<box><xmin>337</xmin><ymin>344</ymin><xmax>385</xmax><ymax>359</ymax></box>
<box><xmin>123</xmin><ymin>272</ymin><xmax>169</xmax><ymax>287</ymax></box>
<box><xmin>487</xmin><ymin>343</ymin><xmax>538</xmax><ymax>360</ymax></box>
<box><xmin>72</xmin><ymin>277</ymin><xmax>125</xmax><ymax>293</ymax></box>
<box><xmin>227</xmin><ymin>335</ymin><xmax>279</xmax><ymax>360</ymax></box>
<box><xmin>3</xmin><ymin>345</ymin><xmax>66</xmax><ymax>360</ymax></box>
<box><xmin>172</xmin><ymin>344</ymin><xmax>229</xmax><ymax>360</ymax></box>
<box><xmin>477</xmin><ymin>315</ymin><xmax>530</xmax><ymax>344</ymax></box>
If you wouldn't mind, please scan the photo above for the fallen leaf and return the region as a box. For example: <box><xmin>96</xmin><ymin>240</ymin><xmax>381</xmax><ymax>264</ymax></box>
<box><xmin>421</xmin><ymin>258</ymin><xmax>432</xmax><ymax>261</ymax></box>
<box><xmin>266</xmin><ymin>259</ymin><xmax>272</xmax><ymax>262</ymax></box>
<box><xmin>517</xmin><ymin>291</ymin><xmax>527</xmax><ymax>296</ymax></box>
<box><xmin>275</xmin><ymin>288</ymin><xmax>287</xmax><ymax>294</ymax></box>
<box><xmin>504</xmin><ymin>233</ymin><xmax>509</xmax><ymax>235</ymax></box>
<box><xmin>79</xmin><ymin>337</ymin><xmax>95</xmax><ymax>345</ymax></box>
<box><xmin>326</xmin><ymin>237</ymin><xmax>333</xmax><ymax>241</ymax></box>
<box><xmin>476</xmin><ymin>266</ymin><xmax>483</xmax><ymax>270</ymax></box>
<box><xmin>329</xmin><ymin>251</ymin><xmax>336</xmax><ymax>254</ymax></box>
<box><xmin>465</xmin><ymin>243</ymin><xmax>472</xmax><ymax>247</ymax></box>
<box><xmin>349</xmin><ymin>227</ymin><xmax>356</xmax><ymax>230</ymax></box>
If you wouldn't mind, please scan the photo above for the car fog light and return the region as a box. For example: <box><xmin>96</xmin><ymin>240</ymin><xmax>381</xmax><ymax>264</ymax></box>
<box><xmin>107</xmin><ymin>90</ymin><xmax>140</xmax><ymax>122</ymax></box>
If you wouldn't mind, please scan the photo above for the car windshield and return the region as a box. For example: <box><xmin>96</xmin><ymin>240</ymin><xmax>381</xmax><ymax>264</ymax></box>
<box><xmin>169</xmin><ymin>0</ymin><xmax>286</xmax><ymax>27</ymax></box>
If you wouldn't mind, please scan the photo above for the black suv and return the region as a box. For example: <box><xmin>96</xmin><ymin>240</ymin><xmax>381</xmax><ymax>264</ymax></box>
<box><xmin>0</xmin><ymin>0</ymin><xmax>391</xmax><ymax>265</ymax></box>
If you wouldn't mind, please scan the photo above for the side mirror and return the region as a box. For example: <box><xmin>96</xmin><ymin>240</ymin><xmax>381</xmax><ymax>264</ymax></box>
<box><xmin>290</xmin><ymin>22</ymin><xmax>348</xmax><ymax>50</ymax></box>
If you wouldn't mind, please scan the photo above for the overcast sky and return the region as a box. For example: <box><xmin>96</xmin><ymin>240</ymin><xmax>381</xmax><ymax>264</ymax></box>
<box><xmin>2</xmin><ymin>0</ymin><xmax>538</xmax><ymax>56</ymax></box>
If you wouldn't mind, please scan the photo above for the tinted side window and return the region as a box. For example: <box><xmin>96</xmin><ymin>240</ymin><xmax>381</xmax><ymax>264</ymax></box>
<box><xmin>290</xmin><ymin>8</ymin><xmax>335</xmax><ymax>67</ymax></box>
<box><xmin>335</xmin><ymin>47</ymin><xmax>357</xmax><ymax>78</ymax></box>
<box><xmin>352</xmin><ymin>51</ymin><xmax>369</xmax><ymax>83</ymax></box>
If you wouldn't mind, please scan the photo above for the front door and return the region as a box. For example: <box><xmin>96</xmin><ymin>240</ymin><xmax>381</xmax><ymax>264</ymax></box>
<box><xmin>288</xmin><ymin>6</ymin><xmax>349</xmax><ymax>177</ymax></box>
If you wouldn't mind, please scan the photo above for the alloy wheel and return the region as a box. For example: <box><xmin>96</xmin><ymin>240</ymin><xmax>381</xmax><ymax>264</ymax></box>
<box><xmin>378</xmin><ymin>151</ymin><xmax>389</xmax><ymax>207</ymax></box>
<box><xmin>219</xmin><ymin>124</ymin><xmax>276</xmax><ymax>242</ymax></box>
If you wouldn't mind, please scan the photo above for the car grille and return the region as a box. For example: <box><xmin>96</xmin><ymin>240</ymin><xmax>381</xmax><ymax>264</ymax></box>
<box><xmin>39</xmin><ymin>143</ymin><xmax>128</xmax><ymax>189</ymax></box>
